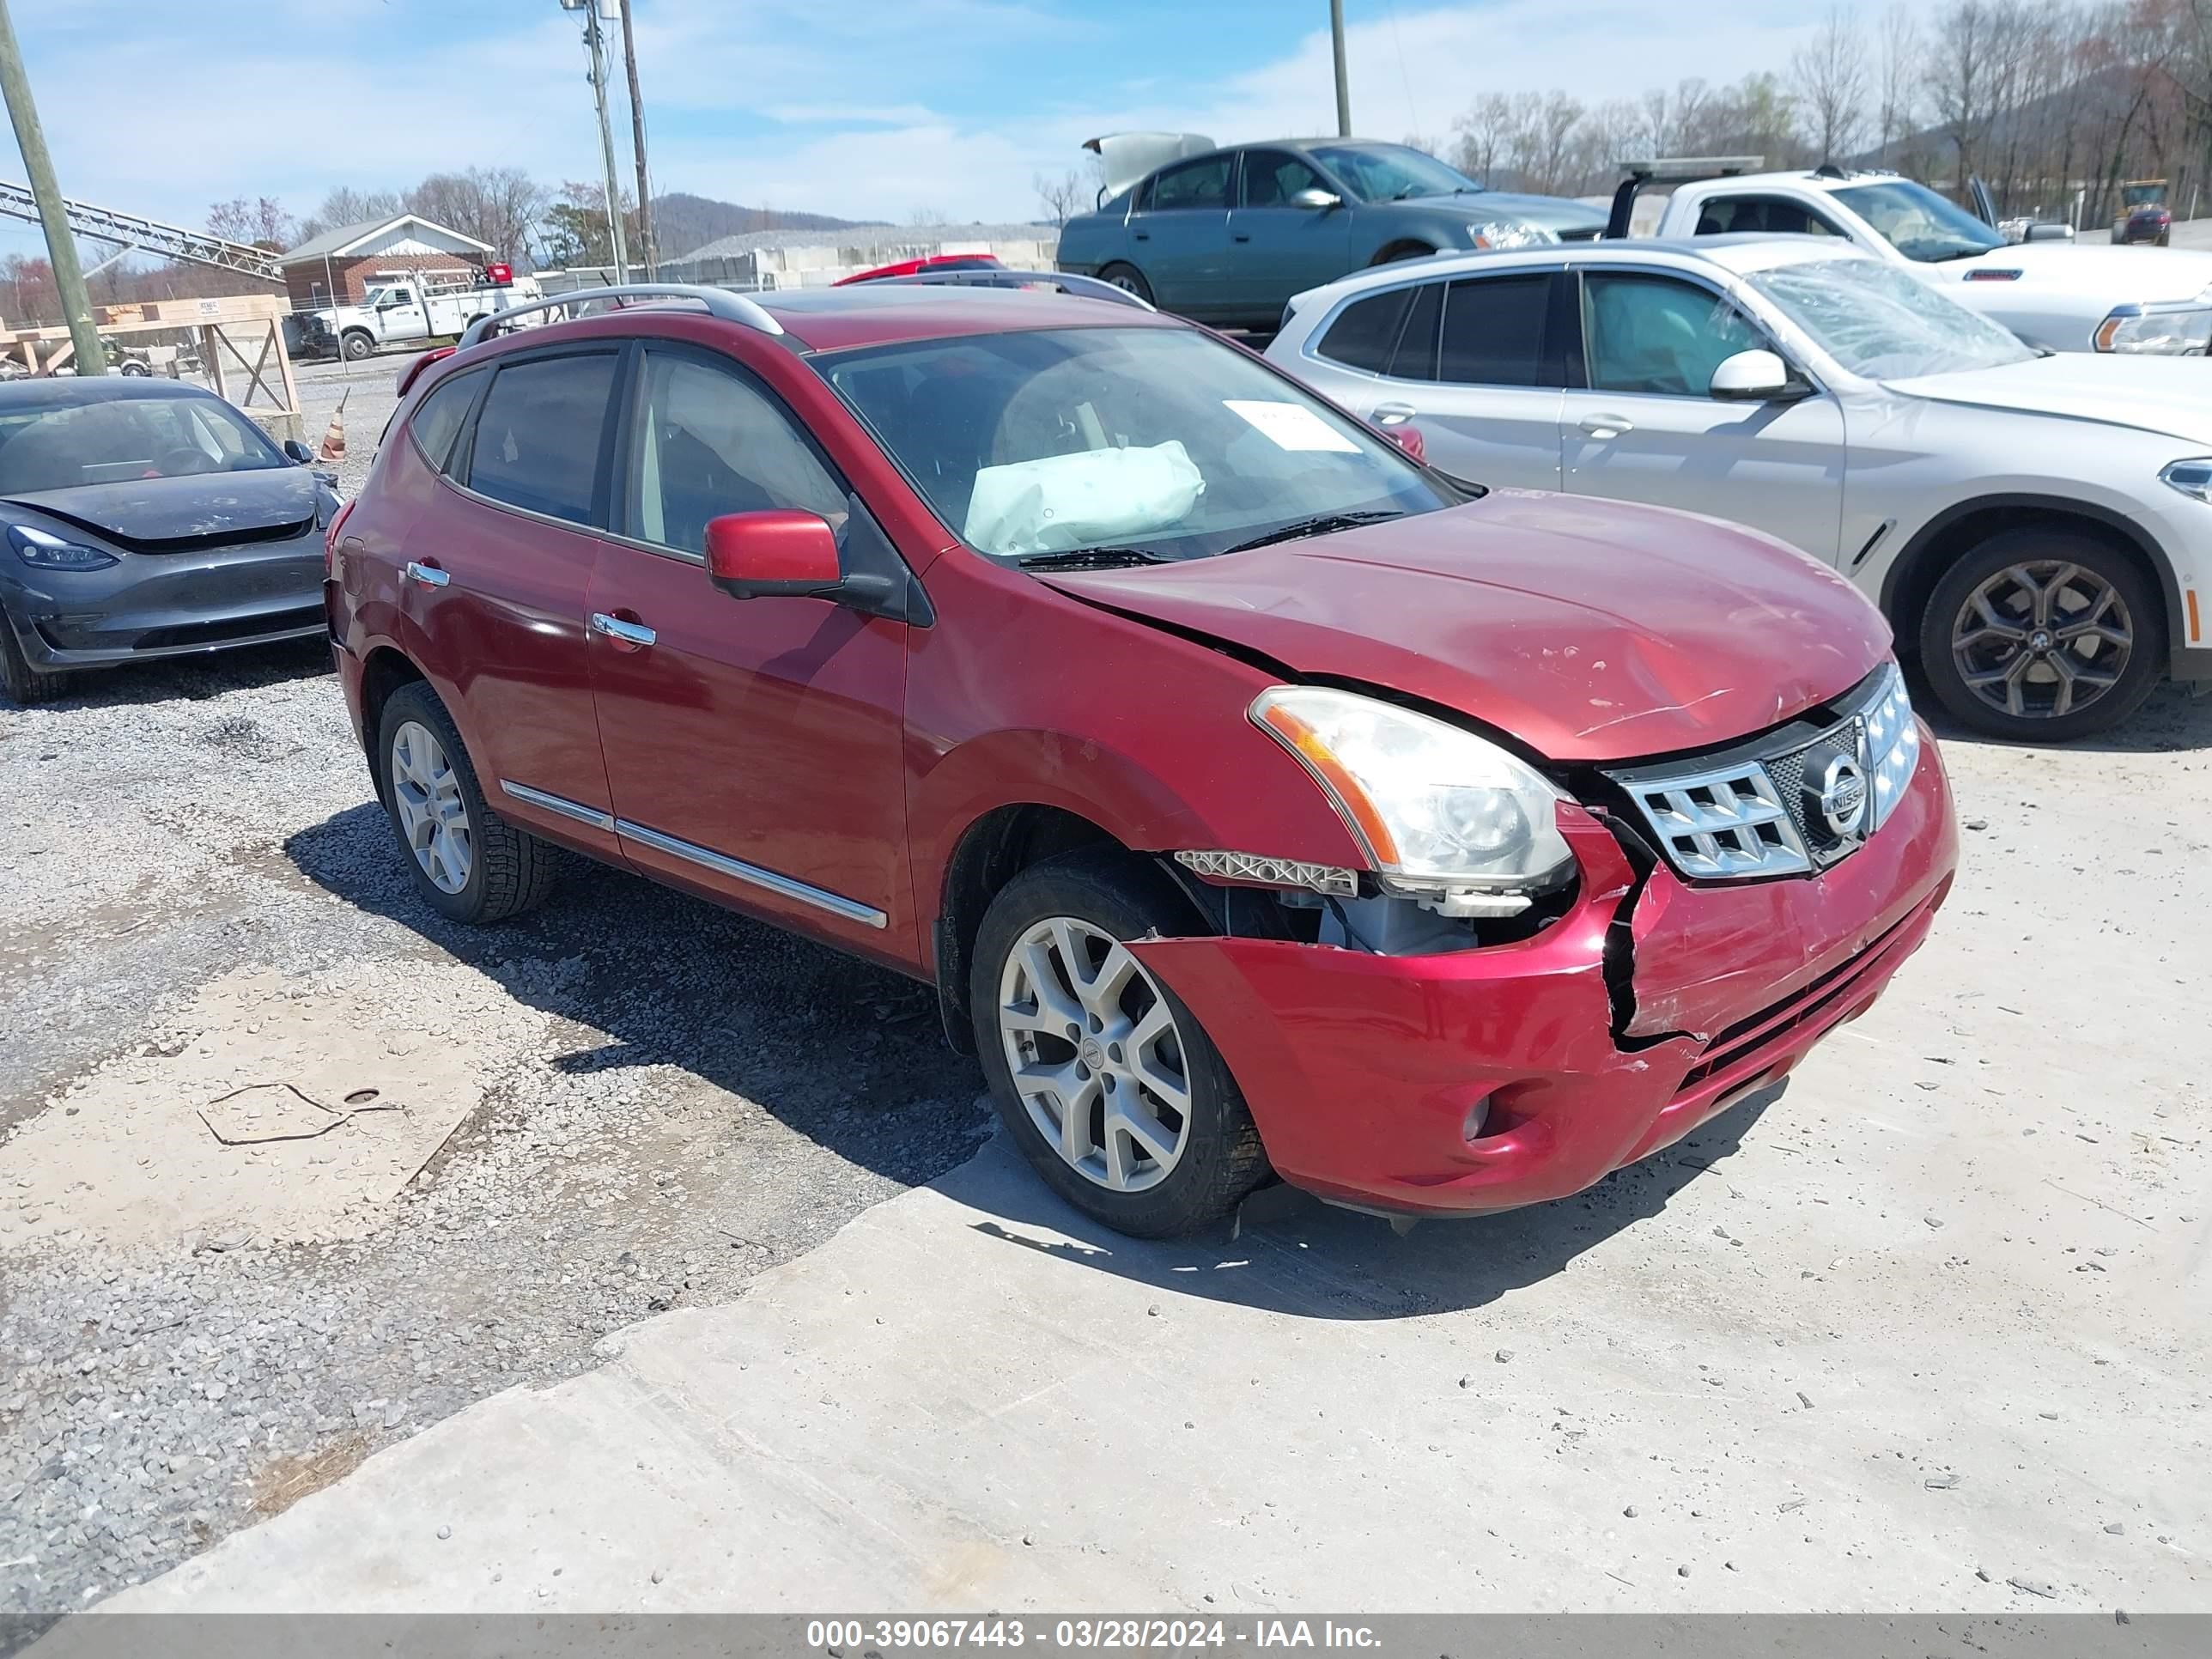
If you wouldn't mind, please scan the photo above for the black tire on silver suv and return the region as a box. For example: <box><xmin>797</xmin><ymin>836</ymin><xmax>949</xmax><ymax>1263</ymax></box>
<box><xmin>970</xmin><ymin>847</ymin><xmax>1268</xmax><ymax>1237</ymax></box>
<box><xmin>375</xmin><ymin>681</ymin><xmax>557</xmax><ymax>923</ymax></box>
<box><xmin>1917</xmin><ymin>526</ymin><xmax>2163</xmax><ymax>742</ymax></box>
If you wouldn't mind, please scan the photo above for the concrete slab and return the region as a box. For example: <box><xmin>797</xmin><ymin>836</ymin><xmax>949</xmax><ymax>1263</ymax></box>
<box><xmin>33</xmin><ymin>727</ymin><xmax>2212</xmax><ymax>1626</ymax></box>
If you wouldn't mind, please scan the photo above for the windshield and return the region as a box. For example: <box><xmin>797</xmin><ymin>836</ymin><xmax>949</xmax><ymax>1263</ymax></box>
<box><xmin>1832</xmin><ymin>179</ymin><xmax>2005</xmax><ymax>263</ymax></box>
<box><xmin>1310</xmin><ymin>143</ymin><xmax>1482</xmax><ymax>202</ymax></box>
<box><xmin>0</xmin><ymin>393</ymin><xmax>286</xmax><ymax>493</ymax></box>
<box><xmin>1748</xmin><ymin>258</ymin><xmax>2037</xmax><ymax>379</ymax></box>
<box><xmin>821</xmin><ymin>326</ymin><xmax>1456</xmax><ymax>563</ymax></box>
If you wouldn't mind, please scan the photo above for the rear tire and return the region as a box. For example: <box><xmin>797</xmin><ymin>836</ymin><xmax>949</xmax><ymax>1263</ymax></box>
<box><xmin>970</xmin><ymin>847</ymin><xmax>1268</xmax><ymax>1237</ymax></box>
<box><xmin>0</xmin><ymin>609</ymin><xmax>64</xmax><ymax>705</ymax></box>
<box><xmin>1916</xmin><ymin>526</ymin><xmax>2163</xmax><ymax>741</ymax></box>
<box><xmin>375</xmin><ymin>681</ymin><xmax>557</xmax><ymax>923</ymax></box>
<box><xmin>1097</xmin><ymin>262</ymin><xmax>1154</xmax><ymax>306</ymax></box>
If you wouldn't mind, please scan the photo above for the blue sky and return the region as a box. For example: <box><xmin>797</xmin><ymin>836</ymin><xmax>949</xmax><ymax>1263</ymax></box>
<box><xmin>3</xmin><ymin>0</ymin><xmax>1833</xmax><ymax>258</ymax></box>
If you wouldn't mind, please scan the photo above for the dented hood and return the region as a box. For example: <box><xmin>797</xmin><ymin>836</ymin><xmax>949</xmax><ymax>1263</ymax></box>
<box><xmin>1043</xmin><ymin>491</ymin><xmax>1891</xmax><ymax>763</ymax></box>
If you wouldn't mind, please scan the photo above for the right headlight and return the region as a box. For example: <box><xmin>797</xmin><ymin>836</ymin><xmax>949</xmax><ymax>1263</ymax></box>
<box><xmin>2160</xmin><ymin>458</ymin><xmax>2212</xmax><ymax>502</ymax></box>
<box><xmin>1860</xmin><ymin>662</ymin><xmax>1922</xmax><ymax>832</ymax></box>
<box><xmin>2094</xmin><ymin>302</ymin><xmax>2212</xmax><ymax>354</ymax></box>
<box><xmin>1250</xmin><ymin>686</ymin><xmax>1573</xmax><ymax>895</ymax></box>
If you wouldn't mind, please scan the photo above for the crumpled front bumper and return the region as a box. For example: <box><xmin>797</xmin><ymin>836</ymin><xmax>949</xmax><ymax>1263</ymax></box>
<box><xmin>4</xmin><ymin>534</ymin><xmax>326</xmax><ymax>667</ymax></box>
<box><xmin>1130</xmin><ymin>731</ymin><xmax>1958</xmax><ymax>1217</ymax></box>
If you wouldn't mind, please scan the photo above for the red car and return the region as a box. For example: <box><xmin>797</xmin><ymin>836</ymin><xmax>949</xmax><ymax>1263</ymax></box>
<box><xmin>833</xmin><ymin>252</ymin><xmax>1005</xmax><ymax>285</ymax></box>
<box><xmin>328</xmin><ymin>283</ymin><xmax>1957</xmax><ymax>1237</ymax></box>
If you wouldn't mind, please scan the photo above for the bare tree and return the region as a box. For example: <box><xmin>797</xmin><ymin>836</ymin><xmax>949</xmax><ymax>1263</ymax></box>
<box><xmin>298</xmin><ymin>186</ymin><xmax>405</xmax><ymax>240</ymax></box>
<box><xmin>206</xmin><ymin>196</ymin><xmax>295</xmax><ymax>251</ymax></box>
<box><xmin>906</xmin><ymin>206</ymin><xmax>950</xmax><ymax>228</ymax></box>
<box><xmin>408</xmin><ymin>167</ymin><xmax>550</xmax><ymax>260</ymax></box>
<box><xmin>1032</xmin><ymin>170</ymin><xmax>1089</xmax><ymax>228</ymax></box>
<box><xmin>1875</xmin><ymin>4</ymin><xmax>1921</xmax><ymax>161</ymax></box>
<box><xmin>1927</xmin><ymin>0</ymin><xmax>1994</xmax><ymax>185</ymax></box>
<box><xmin>1451</xmin><ymin>91</ymin><xmax>1516</xmax><ymax>181</ymax></box>
<box><xmin>1790</xmin><ymin>3</ymin><xmax>1868</xmax><ymax>163</ymax></box>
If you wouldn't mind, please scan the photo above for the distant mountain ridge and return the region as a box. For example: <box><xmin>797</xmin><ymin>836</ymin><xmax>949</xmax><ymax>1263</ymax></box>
<box><xmin>651</xmin><ymin>192</ymin><xmax>862</xmax><ymax>259</ymax></box>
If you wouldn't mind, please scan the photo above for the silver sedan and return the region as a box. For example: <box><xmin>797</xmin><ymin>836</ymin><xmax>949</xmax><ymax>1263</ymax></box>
<box><xmin>1267</xmin><ymin>236</ymin><xmax>2212</xmax><ymax>741</ymax></box>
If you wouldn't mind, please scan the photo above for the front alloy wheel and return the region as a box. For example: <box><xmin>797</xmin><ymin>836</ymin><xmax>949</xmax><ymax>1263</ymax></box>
<box><xmin>1920</xmin><ymin>529</ymin><xmax>2162</xmax><ymax>740</ymax></box>
<box><xmin>970</xmin><ymin>848</ymin><xmax>1268</xmax><ymax>1236</ymax></box>
<box><xmin>999</xmin><ymin>915</ymin><xmax>1193</xmax><ymax>1193</ymax></box>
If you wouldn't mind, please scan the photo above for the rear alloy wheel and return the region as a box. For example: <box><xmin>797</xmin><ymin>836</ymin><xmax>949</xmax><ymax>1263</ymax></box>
<box><xmin>376</xmin><ymin>681</ymin><xmax>557</xmax><ymax>923</ymax></box>
<box><xmin>972</xmin><ymin>848</ymin><xmax>1267</xmax><ymax>1236</ymax></box>
<box><xmin>1918</xmin><ymin>528</ymin><xmax>2162</xmax><ymax>741</ymax></box>
<box><xmin>1097</xmin><ymin>262</ymin><xmax>1154</xmax><ymax>306</ymax></box>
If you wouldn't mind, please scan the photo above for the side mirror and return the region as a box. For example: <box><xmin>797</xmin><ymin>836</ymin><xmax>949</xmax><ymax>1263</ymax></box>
<box><xmin>283</xmin><ymin>438</ymin><xmax>314</xmax><ymax>463</ymax></box>
<box><xmin>1709</xmin><ymin>348</ymin><xmax>1808</xmax><ymax>403</ymax></box>
<box><xmin>1288</xmin><ymin>187</ymin><xmax>1342</xmax><ymax>211</ymax></box>
<box><xmin>705</xmin><ymin>510</ymin><xmax>844</xmax><ymax>601</ymax></box>
<box><xmin>2024</xmin><ymin>222</ymin><xmax>2074</xmax><ymax>242</ymax></box>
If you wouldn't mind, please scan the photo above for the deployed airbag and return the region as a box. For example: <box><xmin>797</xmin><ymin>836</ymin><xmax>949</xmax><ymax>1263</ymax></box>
<box><xmin>964</xmin><ymin>441</ymin><xmax>1204</xmax><ymax>556</ymax></box>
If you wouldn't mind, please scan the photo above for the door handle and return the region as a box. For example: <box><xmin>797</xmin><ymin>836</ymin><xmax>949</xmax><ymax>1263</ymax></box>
<box><xmin>1231</xmin><ymin>233</ymin><xmax>1251</xmax><ymax>242</ymax></box>
<box><xmin>1133</xmin><ymin>230</ymin><xmax>1150</xmax><ymax>241</ymax></box>
<box><xmin>1578</xmin><ymin>414</ymin><xmax>1635</xmax><ymax>440</ymax></box>
<box><xmin>589</xmin><ymin>611</ymin><xmax>656</xmax><ymax>648</ymax></box>
<box><xmin>1370</xmin><ymin>400</ymin><xmax>1418</xmax><ymax>428</ymax></box>
<box><xmin>403</xmin><ymin>561</ymin><xmax>450</xmax><ymax>588</ymax></box>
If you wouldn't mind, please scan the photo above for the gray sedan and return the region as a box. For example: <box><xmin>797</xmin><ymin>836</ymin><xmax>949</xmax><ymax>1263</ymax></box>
<box><xmin>1055</xmin><ymin>139</ymin><xmax>1603</xmax><ymax>331</ymax></box>
<box><xmin>0</xmin><ymin>380</ymin><xmax>337</xmax><ymax>703</ymax></box>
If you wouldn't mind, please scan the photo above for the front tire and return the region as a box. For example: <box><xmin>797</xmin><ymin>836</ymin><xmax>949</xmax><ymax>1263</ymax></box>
<box><xmin>971</xmin><ymin>848</ymin><xmax>1268</xmax><ymax>1237</ymax></box>
<box><xmin>340</xmin><ymin>331</ymin><xmax>375</xmax><ymax>362</ymax></box>
<box><xmin>1917</xmin><ymin>527</ymin><xmax>2163</xmax><ymax>741</ymax></box>
<box><xmin>1097</xmin><ymin>262</ymin><xmax>1154</xmax><ymax>306</ymax></box>
<box><xmin>1372</xmin><ymin>241</ymin><xmax>1437</xmax><ymax>264</ymax></box>
<box><xmin>375</xmin><ymin>682</ymin><xmax>556</xmax><ymax>922</ymax></box>
<box><xmin>0</xmin><ymin>609</ymin><xmax>64</xmax><ymax>705</ymax></box>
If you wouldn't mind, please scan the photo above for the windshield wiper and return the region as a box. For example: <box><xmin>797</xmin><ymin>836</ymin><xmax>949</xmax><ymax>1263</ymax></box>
<box><xmin>1014</xmin><ymin>547</ymin><xmax>1174</xmax><ymax>571</ymax></box>
<box><xmin>1218</xmin><ymin>510</ymin><xmax>1404</xmax><ymax>556</ymax></box>
<box><xmin>1923</xmin><ymin>246</ymin><xmax>1994</xmax><ymax>263</ymax></box>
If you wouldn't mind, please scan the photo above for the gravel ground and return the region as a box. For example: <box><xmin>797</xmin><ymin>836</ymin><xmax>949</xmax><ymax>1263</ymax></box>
<box><xmin>0</xmin><ymin>649</ymin><xmax>988</xmax><ymax>1613</ymax></box>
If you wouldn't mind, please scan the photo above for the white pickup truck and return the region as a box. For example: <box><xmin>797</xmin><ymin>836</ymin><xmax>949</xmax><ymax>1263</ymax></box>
<box><xmin>314</xmin><ymin>275</ymin><xmax>543</xmax><ymax>362</ymax></box>
<box><xmin>1628</xmin><ymin>162</ymin><xmax>2212</xmax><ymax>357</ymax></box>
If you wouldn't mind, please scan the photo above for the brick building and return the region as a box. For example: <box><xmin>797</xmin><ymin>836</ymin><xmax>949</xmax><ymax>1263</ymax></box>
<box><xmin>280</xmin><ymin>215</ymin><xmax>495</xmax><ymax>310</ymax></box>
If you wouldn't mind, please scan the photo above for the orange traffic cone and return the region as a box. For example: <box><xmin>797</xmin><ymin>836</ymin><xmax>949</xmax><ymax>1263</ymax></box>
<box><xmin>319</xmin><ymin>388</ymin><xmax>349</xmax><ymax>462</ymax></box>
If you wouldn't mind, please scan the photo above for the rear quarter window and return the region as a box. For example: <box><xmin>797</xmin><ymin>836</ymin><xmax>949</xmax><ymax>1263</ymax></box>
<box><xmin>408</xmin><ymin>368</ymin><xmax>485</xmax><ymax>474</ymax></box>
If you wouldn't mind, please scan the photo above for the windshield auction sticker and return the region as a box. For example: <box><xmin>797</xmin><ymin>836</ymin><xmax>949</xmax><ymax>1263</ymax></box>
<box><xmin>1222</xmin><ymin>399</ymin><xmax>1361</xmax><ymax>453</ymax></box>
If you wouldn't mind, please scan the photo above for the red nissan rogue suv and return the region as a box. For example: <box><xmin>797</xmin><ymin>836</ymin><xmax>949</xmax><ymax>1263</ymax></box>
<box><xmin>327</xmin><ymin>283</ymin><xmax>1957</xmax><ymax>1237</ymax></box>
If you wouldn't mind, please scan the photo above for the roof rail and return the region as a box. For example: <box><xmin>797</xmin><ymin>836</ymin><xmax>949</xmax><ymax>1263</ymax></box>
<box><xmin>456</xmin><ymin>283</ymin><xmax>783</xmax><ymax>349</ymax></box>
<box><xmin>871</xmin><ymin>269</ymin><xmax>1155</xmax><ymax>309</ymax></box>
<box><xmin>1605</xmin><ymin>155</ymin><xmax>1765</xmax><ymax>239</ymax></box>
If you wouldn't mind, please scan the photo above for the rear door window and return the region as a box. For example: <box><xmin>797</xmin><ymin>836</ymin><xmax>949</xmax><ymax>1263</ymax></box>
<box><xmin>1437</xmin><ymin>274</ymin><xmax>1553</xmax><ymax>386</ymax></box>
<box><xmin>409</xmin><ymin>368</ymin><xmax>484</xmax><ymax>474</ymax></box>
<box><xmin>1147</xmin><ymin>155</ymin><xmax>1232</xmax><ymax>211</ymax></box>
<box><xmin>465</xmin><ymin>353</ymin><xmax>617</xmax><ymax>526</ymax></box>
<box><xmin>1316</xmin><ymin>282</ymin><xmax>1443</xmax><ymax>379</ymax></box>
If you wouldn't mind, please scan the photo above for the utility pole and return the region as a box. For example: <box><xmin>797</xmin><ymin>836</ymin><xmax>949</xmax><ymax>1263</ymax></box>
<box><xmin>617</xmin><ymin>0</ymin><xmax>654</xmax><ymax>278</ymax></box>
<box><xmin>1329</xmin><ymin>0</ymin><xmax>1352</xmax><ymax>138</ymax></box>
<box><xmin>0</xmin><ymin>0</ymin><xmax>103</xmax><ymax>373</ymax></box>
<box><xmin>562</xmin><ymin>0</ymin><xmax>629</xmax><ymax>283</ymax></box>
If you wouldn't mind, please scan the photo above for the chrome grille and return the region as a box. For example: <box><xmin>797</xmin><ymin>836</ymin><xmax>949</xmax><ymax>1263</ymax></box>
<box><xmin>1603</xmin><ymin>665</ymin><xmax>1921</xmax><ymax>884</ymax></box>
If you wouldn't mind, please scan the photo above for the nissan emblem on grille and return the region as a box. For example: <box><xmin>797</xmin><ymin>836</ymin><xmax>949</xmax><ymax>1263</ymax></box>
<box><xmin>1808</xmin><ymin>739</ymin><xmax>1870</xmax><ymax>842</ymax></box>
